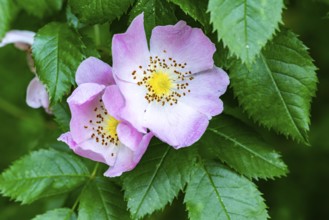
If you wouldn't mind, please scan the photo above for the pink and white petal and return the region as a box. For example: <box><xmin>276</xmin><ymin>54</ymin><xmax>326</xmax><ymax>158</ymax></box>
<box><xmin>112</xmin><ymin>13</ymin><xmax>150</xmax><ymax>83</ymax></box>
<box><xmin>180</xmin><ymin>67</ymin><xmax>229</xmax><ymax>118</ymax></box>
<box><xmin>0</xmin><ymin>30</ymin><xmax>35</xmax><ymax>48</ymax></box>
<box><xmin>76</xmin><ymin>57</ymin><xmax>114</xmax><ymax>86</ymax></box>
<box><xmin>116</xmin><ymin>122</ymin><xmax>143</xmax><ymax>151</ymax></box>
<box><xmin>115</xmin><ymin>78</ymin><xmax>148</xmax><ymax>133</ymax></box>
<box><xmin>104</xmin><ymin>146</ymin><xmax>135</xmax><ymax>177</ymax></box>
<box><xmin>26</xmin><ymin>77</ymin><xmax>50</xmax><ymax>110</ymax></box>
<box><xmin>150</xmin><ymin>21</ymin><xmax>215</xmax><ymax>74</ymax></box>
<box><xmin>68</xmin><ymin>83</ymin><xmax>105</xmax><ymax>143</ymax></box>
<box><xmin>144</xmin><ymin>102</ymin><xmax>209</xmax><ymax>149</ymax></box>
<box><xmin>102</xmin><ymin>85</ymin><xmax>125</xmax><ymax>120</ymax></box>
<box><xmin>58</xmin><ymin>131</ymin><xmax>105</xmax><ymax>163</ymax></box>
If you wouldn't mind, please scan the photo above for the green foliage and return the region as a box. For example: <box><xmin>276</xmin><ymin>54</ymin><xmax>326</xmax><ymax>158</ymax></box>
<box><xmin>201</xmin><ymin>115</ymin><xmax>288</xmax><ymax>179</ymax></box>
<box><xmin>208</xmin><ymin>0</ymin><xmax>284</xmax><ymax>63</ymax></box>
<box><xmin>16</xmin><ymin>0</ymin><xmax>64</xmax><ymax>18</ymax></box>
<box><xmin>32</xmin><ymin>23</ymin><xmax>85</xmax><ymax>103</ymax></box>
<box><xmin>169</xmin><ymin>0</ymin><xmax>210</xmax><ymax>30</ymax></box>
<box><xmin>0</xmin><ymin>0</ymin><xmax>18</xmax><ymax>38</ymax></box>
<box><xmin>185</xmin><ymin>161</ymin><xmax>268</xmax><ymax>220</ymax></box>
<box><xmin>78</xmin><ymin>177</ymin><xmax>130</xmax><ymax>220</ymax></box>
<box><xmin>52</xmin><ymin>101</ymin><xmax>71</xmax><ymax>132</ymax></box>
<box><xmin>129</xmin><ymin>0</ymin><xmax>177</xmax><ymax>38</ymax></box>
<box><xmin>0</xmin><ymin>149</ymin><xmax>90</xmax><ymax>204</ymax></box>
<box><xmin>230</xmin><ymin>30</ymin><xmax>317</xmax><ymax>143</ymax></box>
<box><xmin>33</xmin><ymin>208</ymin><xmax>76</xmax><ymax>220</ymax></box>
<box><xmin>69</xmin><ymin>0</ymin><xmax>134</xmax><ymax>25</ymax></box>
<box><xmin>122</xmin><ymin>141</ymin><xmax>196</xmax><ymax>219</ymax></box>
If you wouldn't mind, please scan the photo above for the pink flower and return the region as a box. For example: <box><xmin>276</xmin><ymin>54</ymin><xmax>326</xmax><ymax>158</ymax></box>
<box><xmin>112</xmin><ymin>14</ymin><xmax>229</xmax><ymax>149</ymax></box>
<box><xmin>0</xmin><ymin>30</ymin><xmax>50</xmax><ymax>112</ymax></box>
<box><xmin>58</xmin><ymin>57</ymin><xmax>153</xmax><ymax>177</ymax></box>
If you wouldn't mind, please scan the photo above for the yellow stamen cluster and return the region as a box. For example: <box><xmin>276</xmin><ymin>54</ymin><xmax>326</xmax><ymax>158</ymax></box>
<box><xmin>131</xmin><ymin>51</ymin><xmax>193</xmax><ymax>106</ymax></box>
<box><xmin>84</xmin><ymin>99</ymin><xmax>120</xmax><ymax>146</ymax></box>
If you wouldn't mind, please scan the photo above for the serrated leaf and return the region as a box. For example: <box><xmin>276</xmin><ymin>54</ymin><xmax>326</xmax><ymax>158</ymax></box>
<box><xmin>122</xmin><ymin>141</ymin><xmax>196</xmax><ymax>219</ymax></box>
<box><xmin>0</xmin><ymin>149</ymin><xmax>90</xmax><ymax>204</ymax></box>
<box><xmin>169</xmin><ymin>0</ymin><xmax>210</xmax><ymax>30</ymax></box>
<box><xmin>16</xmin><ymin>0</ymin><xmax>64</xmax><ymax>18</ymax></box>
<box><xmin>230</xmin><ymin>30</ymin><xmax>318</xmax><ymax>143</ymax></box>
<box><xmin>32</xmin><ymin>23</ymin><xmax>85</xmax><ymax>103</ymax></box>
<box><xmin>33</xmin><ymin>208</ymin><xmax>76</xmax><ymax>220</ymax></box>
<box><xmin>185</xmin><ymin>161</ymin><xmax>268</xmax><ymax>220</ymax></box>
<box><xmin>78</xmin><ymin>177</ymin><xmax>129</xmax><ymax>220</ymax></box>
<box><xmin>0</xmin><ymin>0</ymin><xmax>18</xmax><ymax>38</ymax></box>
<box><xmin>208</xmin><ymin>0</ymin><xmax>284</xmax><ymax>63</ymax></box>
<box><xmin>200</xmin><ymin>115</ymin><xmax>288</xmax><ymax>179</ymax></box>
<box><xmin>52</xmin><ymin>100</ymin><xmax>71</xmax><ymax>132</ymax></box>
<box><xmin>129</xmin><ymin>0</ymin><xmax>177</xmax><ymax>38</ymax></box>
<box><xmin>69</xmin><ymin>0</ymin><xmax>134</xmax><ymax>25</ymax></box>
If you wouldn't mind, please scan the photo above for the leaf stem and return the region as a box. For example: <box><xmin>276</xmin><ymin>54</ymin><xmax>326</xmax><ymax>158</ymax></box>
<box><xmin>0</xmin><ymin>96</ymin><xmax>27</xmax><ymax>119</ymax></box>
<box><xmin>94</xmin><ymin>25</ymin><xmax>101</xmax><ymax>47</ymax></box>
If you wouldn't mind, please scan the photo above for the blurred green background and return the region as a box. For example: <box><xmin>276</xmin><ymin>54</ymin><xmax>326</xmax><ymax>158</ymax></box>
<box><xmin>1</xmin><ymin>0</ymin><xmax>329</xmax><ymax>219</ymax></box>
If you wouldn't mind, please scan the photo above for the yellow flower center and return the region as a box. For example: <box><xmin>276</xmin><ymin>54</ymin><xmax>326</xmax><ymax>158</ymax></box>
<box><xmin>105</xmin><ymin>116</ymin><xmax>120</xmax><ymax>139</ymax></box>
<box><xmin>147</xmin><ymin>71</ymin><xmax>173</xmax><ymax>96</ymax></box>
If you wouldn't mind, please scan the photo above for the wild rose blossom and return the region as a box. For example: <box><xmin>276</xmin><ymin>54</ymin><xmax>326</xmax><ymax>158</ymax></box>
<box><xmin>0</xmin><ymin>30</ymin><xmax>50</xmax><ymax>112</ymax></box>
<box><xmin>58</xmin><ymin>57</ymin><xmax>153</xmax><ymax>177</ymax></box>
<box><xmin>112</xmin><ymin>14</ymin><xmax>229</xmax><ymax>148</ymax></box>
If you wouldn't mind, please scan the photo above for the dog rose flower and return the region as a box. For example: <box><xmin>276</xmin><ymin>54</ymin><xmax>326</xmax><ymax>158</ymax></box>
<box><xmin>112</xmin><ymin>14</ymin><xmax>229</xmax><ymax>148</ymax></box>
<box><xmin>58</xmin><ymin>57</ymin><xmax>153</xmax><ymax>177</ymax></box>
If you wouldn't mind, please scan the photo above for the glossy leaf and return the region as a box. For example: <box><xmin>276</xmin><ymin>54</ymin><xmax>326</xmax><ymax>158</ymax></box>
<box><xmin>185</xmin><ymin>161</ymin><xmax>268</xmax><ymax>220</ymax></box>
<box><xmin>0</xmin><ymin>149</ymin><xmax>90</xmax><ymax>204</ymax></box>
<box><xmin>32</xmin><ymin>23</ymin><xmax>85</xmax><ymax>103</ymax></box>
<box><xmin>78</xmin><ymin>177</ymin><xmax>129</xmax><ymax>220</ymax></box>
<box><xmin>208</xmin><ymin>0</ymin><xmax>284</xmax><ymax>63</ymax></box>
<box><xmin>122</xmin><ymin>141</ymin><xmax>196</xmax><ymax>219</ymax></box>
<box><xmin>230</xmin><ymin>30</ymin><xmax>318</xmax><ymax>143</ymax></box>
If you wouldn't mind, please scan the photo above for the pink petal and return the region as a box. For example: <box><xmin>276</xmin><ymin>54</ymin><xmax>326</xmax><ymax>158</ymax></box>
<box><xmin>26</xmin><ymin>76</ymin><xmax>50</xmax><ymax>111</ymax></box>
<box><xmin>112</xmin><ymin>13</ymin><xmax>150</xmax><ymax>83</ymax></box>
<box><xmin>0</xmin><ymin>30</ymin><xmax>35</xmax><ymax>50</ymax></box>
<box><xmin>144</xmin><ymin>102</ymin><xmax>209</xmax><ymax>149</ymax></box>
<box><xmin>150</xmin><ymin>21</ymin><xmax>216</xmax><ymax>74</ymax></box>
<box><xmin>180</xmin><ymin>67</ymin><xmax>230</xmax><ymax>118</ymax></box>
<box><xmin>117</xmin><ymin>122</ymin><xmax>143</xmax><ymax>151</ymax></box>
<box><xmin>104</xmin><ymin>132</ymin><xmax>153</xmax><ymax>177</ymax></box>
<box><xmin>115</xmin><ymin>78</ymin><xmax>148</xmax><ymax>133</ymax></box>
<box><xmin>76</xmin><ymin>57</ymin><xmax>115</xmax><ymax>86</ymax></box>
<box><xmin>102</xmin><ymin>85</ymin><xmax>125</xmax><ymax>120</ymax></box>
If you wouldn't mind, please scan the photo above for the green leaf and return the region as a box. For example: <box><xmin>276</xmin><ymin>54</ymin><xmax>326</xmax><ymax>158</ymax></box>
<box><xmin>32</xmin><ymin>23</ymin><xmax>85</xmax><ymax>103</ymax></box>
<box><xmin>0</xmin><ymin>149</ymin><xmax>90</xmax><ymax>204</ymax></box>
<box><xmin>129</xmin><ymin>0</ymin><xmax>177</xmax><ymax>38</ymax></box>
<box><xmin>52</xmin><ymin>100</ymin><xmax>71</xmax><ymax>132</ymax></box>
<box><xmin>230</xmin><ymin>30</ymin><xmax>318</xmax><ymax>143</ymax></box>
<box><xmin>169</xmin><ymin>0</ymin><xmax>210</xmax><ymax>30</ymax></box>
<box><xmin>33</xmin><ymin>208</ymin><xmax>76</xmax><ymax>220</ymax></box>
<box><xmin>0</xmin><ymin>0</ymin><xmax>18</xmax><ymax>38</ymax></box>
<box><xmin>185</xmin><ymin>161</ymin><xmax>268</xmax><ymax>220</ymax></box>
<box><xmin>201</xmin><ymin>115</ymin><xmax>288</xmax><ymax>179</ymax></box>
<box><xmin>208</xmin><ymin>0</ymin><xmax>284</xmax><ymax>63</ymax></box>
<box><xmin>16</xmin><ymin>0</ymin><xmax>64</xmax><ymax>18</ymax></box>
<box><xmin>122</xmin><ymin>141</ymin><xmax>196</xmax><ymax>219</ymax></box>
<box><xmin>69</xmin><ymin>0</ymin><xmax>134</xmax><ymax>25</ymax></box>
<box><xmin>78</xmin><ymin>177</ymin><xmax>130</xmax><ymax>220</ymax></box>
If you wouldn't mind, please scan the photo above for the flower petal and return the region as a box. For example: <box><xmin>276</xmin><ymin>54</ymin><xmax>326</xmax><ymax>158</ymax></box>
<box><xmin>76</xmin><ymin>57</ymin><xmax>114</xmax><ymax>86</ymax></box>
<box><xmin>102</xmin><ymin>85</ymin><xmax>125</xmax><ymax>120</ymax></box>
<box><xmin>26</xmin><ymin>76</ymin><xmax>50</xmax><ymax>111</ymax></box>
<box><xmin>180</xmin><ymin>67</ymin><xmax>230</xmax><ymax>118</ymax></box>
<box><xmin>104</xmin><ymin>132</ymin><xmax>153</xmax><ymax>177</ymax></box>
<box><xmin>0</xmin><ymin>30</ymin><xmax>35</xmax><ymax>49</ymax></box>
<box><xmin>150</xmin><ymin>21</ymin><xmax>215</xmax><ymax>74</ymax></box>
<box><xmin>144</xmin><ymin>102</ymin><xmax>209</xmax><ymax>149</ymax></box>
<box><xmin>68</xmin><ymin>83</ymin><xmax>105</xmax><ymax>144</ymax></box>
<box><xmin>112</xmin><ymin>13</ymin><xmax>150</xmax><ymax>83</ymax></box>
<box><xmin>117</xmin><ymin>122</ymin><xmax>143</xmax><ymax>151</ymax></box>
<box><xmin>115</xmin><ymin>78</ymin><xmax>148</xmax><ymax>133</ymax></box>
